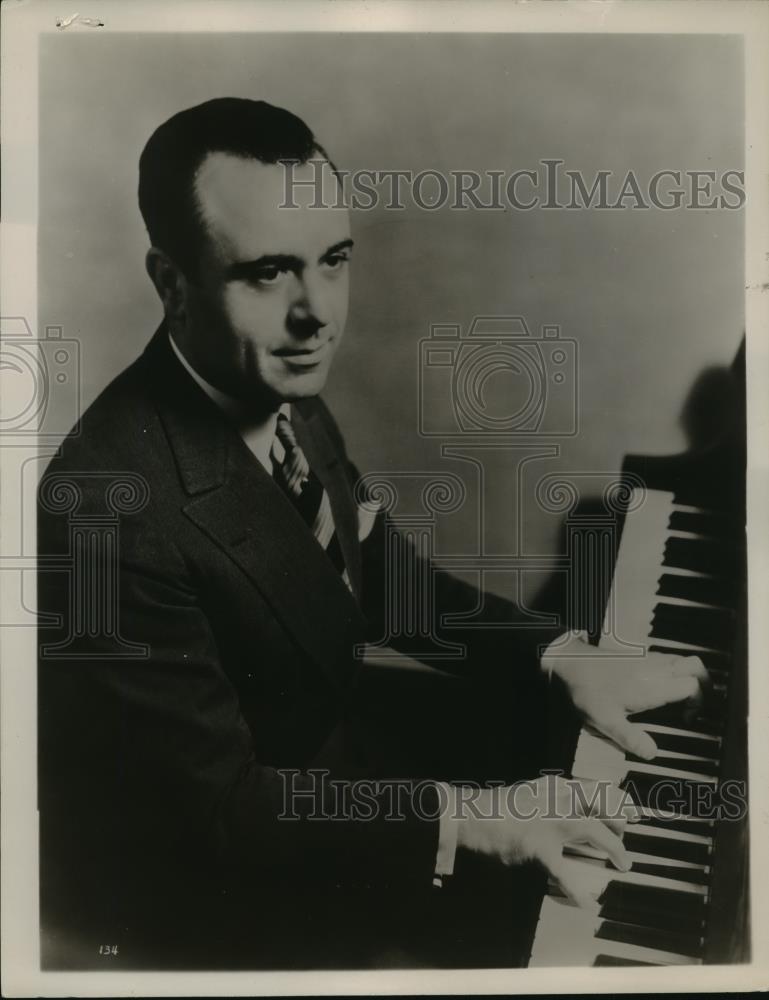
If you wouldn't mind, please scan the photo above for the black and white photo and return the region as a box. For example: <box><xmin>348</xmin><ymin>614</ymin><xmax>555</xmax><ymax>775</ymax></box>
<box><xmin>1</xmin><ymin>1</ymin><xmax>767</xmax><ymax>995</ymax></box>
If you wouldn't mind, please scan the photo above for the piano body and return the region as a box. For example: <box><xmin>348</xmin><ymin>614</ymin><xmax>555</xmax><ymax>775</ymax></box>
<box><xmin>529</xmin><ymin>344</ymin><xmax>749</xmax><ymax>967</ymax></box>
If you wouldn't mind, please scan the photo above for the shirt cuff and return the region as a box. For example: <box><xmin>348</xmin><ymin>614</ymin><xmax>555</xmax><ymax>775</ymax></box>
<box><xmin>432</xmin><ymin>782</ymin><xmax>459</xmax><ymax>887</ymax></box>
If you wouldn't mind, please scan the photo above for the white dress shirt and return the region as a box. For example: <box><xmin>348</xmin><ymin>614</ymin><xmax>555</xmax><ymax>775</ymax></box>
<box><xmin>168</xmin><ymin>332</ymin><xmax>288</xmax><ymax>472</ymax></box>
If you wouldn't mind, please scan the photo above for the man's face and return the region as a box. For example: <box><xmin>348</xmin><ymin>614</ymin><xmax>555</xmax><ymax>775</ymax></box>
<box><xmin>183</xmin><ymin>154</ymin><xmax>351</xmax><ymax>407</ymax></box>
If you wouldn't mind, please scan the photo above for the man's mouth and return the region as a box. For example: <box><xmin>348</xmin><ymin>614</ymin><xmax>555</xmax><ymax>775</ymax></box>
<box><xmin>274</xmin><ymin>342</ymin><xmax>331</xmax><ymax>368</ymax></box>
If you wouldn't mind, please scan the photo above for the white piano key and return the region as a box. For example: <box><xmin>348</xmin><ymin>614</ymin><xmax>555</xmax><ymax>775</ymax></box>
<box><xmin>626</xmin><ymin>852</ymin><xmax>710</xmax><ymax>875</ymax></box>
<box><xmin>651</xmin><ymin>594</ymin><xmax>730</xmax><ymax>613</ymax></box>
<box><xmin>641</xmin><ymin>748</ymin><xmax>719</xmax><ymax>765</ymax></box>
<box><xmin>572</xmin><ymin>759</ymin><xmax>625</xmax><ymax>784</ymax></box>
<box><xmin>572</xmin><ymin>756</ymin><xmax>717</xmax><ymax>786</ymax></box>
<box><xmin>564</xmin><ymin>843</ymin><xmax>710</xmax><ymax>874</ymax></box>
<box><xmin>575</xmin><ymin>730</ymin><xmax>719</xmax><ymax>769</ymax></box>
<box><xmin>590</xmin><ymin>938</ymin><xmax>702</xmax><ymax>967</ymax></box>
<box><xmin>671</xmin><ymin>503</ymin><xmax>713</xmax><ymax>515</ymax></box>
<box><xmin>641</xmin><ymin>723</ymin><xmax>721</xmax><ymax>745</ymax></box>
<box><xmin>574</xmin><ymin>730</ymin><xmax>626</xmax><ymax>770</ymax></box>
<box><xmin>529</xmin><ymin>896</ymin><xmax>604</xmax><ymax>967</ymax></box>
<box><xmin>646</xmin><ymin>636</ymin><xmax>726</xmax><ymax>656</ymax></box>
<box><xmin>659</xmin><ymin>565</ymin><xmax>716</xmax><ymax>579</ymax></box>
<box><xmin>628</xmin><ymin>824</ymin><xmax>712</xmax><ymax>846</ymax></box>
<box><xmin>572</xmin><ymin>731</ymin><xmax>719</xmax><ymax>784</ymax></box>
<box><xmin>631</xmin><ymin>805</ymin><xmax>714</xmax><ymax>828</ymax></box>
<box><xmin>529</xmin><ymin>896</ymin><xmax>700</xmax><ymax>967</ymax></box>
<box><xmin>547</xmin><ymin>853</ymin><xmax>709</xmax><ymax>897</ymax></box>
<box><xmin>625</xmin><ymin>761</ymin><xmax>718</xmax><ymax>783</ymax></box>
<box><xmin>600</xmin><ymin>489</ymin><xmax>674</xmax><ymax>647</ymax></box>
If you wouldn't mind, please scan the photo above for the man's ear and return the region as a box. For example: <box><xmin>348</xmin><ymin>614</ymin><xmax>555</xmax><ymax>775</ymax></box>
<box><xmin>145</xmin><ymin>248</ymin><xmax>189</xmax><ymax>323</ymax></box>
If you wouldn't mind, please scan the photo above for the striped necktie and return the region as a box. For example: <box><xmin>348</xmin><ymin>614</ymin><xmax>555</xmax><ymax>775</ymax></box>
<box><xmin>271</xmin><ymin>412</ymin><xmax>349</xmax><ymax>581</ymax></box>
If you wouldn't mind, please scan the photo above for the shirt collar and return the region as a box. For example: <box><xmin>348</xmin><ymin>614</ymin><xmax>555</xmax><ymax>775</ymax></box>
<box><xmin>168</xmin><ymin>332</ymin><xmax>289</xmax><ymax>474</ymax></box>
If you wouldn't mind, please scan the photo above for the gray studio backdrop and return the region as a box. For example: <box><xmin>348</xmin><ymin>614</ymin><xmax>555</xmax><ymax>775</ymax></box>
<box><xmin>39</xmin><ymin>32</ymin><xmax>744</xmax><ymax>605</ymax></box>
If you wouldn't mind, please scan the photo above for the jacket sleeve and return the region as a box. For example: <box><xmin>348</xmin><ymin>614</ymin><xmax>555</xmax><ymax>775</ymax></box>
<box><xmin>37</xmin><ymin>475</ymin><xmax>440</xmax><ymax>895</ymax></box>
<box><xmin>309</xmin><ymin>396</ymin><xmax>564</xmax><ymax>695</ymax></box>
<box><xmin>358</xmin><ymin>504</ymin><xmax>563</xmax><ymax>695</ymax></box>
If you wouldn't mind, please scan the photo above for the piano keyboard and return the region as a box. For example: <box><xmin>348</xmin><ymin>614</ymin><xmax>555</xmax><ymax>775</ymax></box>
<box><xmin>529</xmin><ymin>487</ymin><xmax>741</xmax><ymax>967</ymax></box>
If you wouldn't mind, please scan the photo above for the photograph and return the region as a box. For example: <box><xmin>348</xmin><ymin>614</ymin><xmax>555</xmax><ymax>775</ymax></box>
<box><xmin>1</xmin><ymin>1</ymin><xmax>767</xmax><ymax>995</ymax></box>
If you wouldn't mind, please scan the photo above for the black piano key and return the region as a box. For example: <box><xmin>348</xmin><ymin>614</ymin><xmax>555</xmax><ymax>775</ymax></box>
<box><xmin>596</xmin><ymin>919</ymin><xmax>704</xmax><ymax>958</ymax></box>
<box><xmin>647</xmin><ymin>631</ymin><xmax>725</xmax><ymax>658</ymax></box>
<box><xmin>599</xmin><ymin>881</ymin><xmax>706</xmax><ymax>930</ymax></box>
<box><xmin>663</xmin><ymin>536</ymin><xmax>740</xmax><ymax>579</ymax></box>
<box><xmin>650</xmin><ymin>603</ymin><xmax>733</xmax><ymax>651</ymax></box>
<box><xmin>631</xmin><ymin>632</ymin><xmax>730</xmax><ymax>730</ymax></box>
<box><xmin>650</xmin><ymin>604</ymin><xmax>734</xmax><ymax>647</ymax></box>
<box><xmin>625</xmin><ymin>752</ymin><xmax>719</xmax><ymax>777</ymax></box>
<box><xmin>668</xmin><ymin>509</ymin><xmax>732</xmax><ymax>539</ymax></box>
<box><xmin>652</xmin><ymin>602</ymin><xmax>734</xmax><ymax>638</ymax></box>
<box><xmin>623</xmin><ymin>831</ymin><xmax>711</xmax><ymax>866</ymax></box>
<box><xmin>693</xmin><ymin>685</ymin><xmax>729</xmax><ymax>729</ymax></box>
<box><xmin>656</xmin><ymin>572</ymin><xmax>735</xmax><ymax>610</ymax></box>
<box><xmin>630</xmin><ymin>705</ymin><xmax>723</xmax><ymax>736</ymax></box>
<box><xmin>620</xmin><ymin>773</ymin><xmax>720</xmax><ymax>815</ymax></box>
<box><xmin>637</xmin><ymin>815</ymin><xmax>715</xmax><ymax>837</ymax></box>
<box><xmin>622</xmin><ymin>771</ymin><xmax>718</xmax><ymax>811</ymax></box>
<box><xmin>670</xmin><ymin>477</ymin><xmax>731</xmax><ymax>508</ymax></box>
<box><xmin>644</xmin><ymin>729</ymin><xmax>722</xmax><ymax>760</ymax></box>
<box><xmin>648</xmin><ymin>644</ymin><xmax>732</xmax><ymax>676</ymax></box>
<box><xmin>630</xmin><ymin>860</ymin><xmax>708</xmax><ymax>885</ymax></box>
<box><xmin>594</xmin><ymin>954</ymin><xmax>660</xmax><ymax>967</ymax></box>
<box><xmin>648</xmin><ymin>627</ymin><xmax>728</xmax><ymax>657</ymax></box>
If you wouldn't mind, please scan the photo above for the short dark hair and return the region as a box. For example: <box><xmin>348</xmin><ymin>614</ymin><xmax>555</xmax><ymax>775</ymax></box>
<box><xmin>138</xmin><ymin>97</ymin><xmax>330</xmax><ymax>280</ymax></box>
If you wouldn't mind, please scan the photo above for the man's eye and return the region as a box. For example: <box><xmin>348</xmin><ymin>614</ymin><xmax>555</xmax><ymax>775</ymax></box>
<box><xmin>323</xmin><ymin>253</ymin><xmax>350</xmax><ymax>272</ymax></box>
<box><xmin>253</xmin><ymin>266</ymin><xmax>285</xmax><ymax>285</ymax></box>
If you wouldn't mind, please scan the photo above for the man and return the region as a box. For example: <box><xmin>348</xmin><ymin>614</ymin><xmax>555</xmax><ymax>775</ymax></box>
<box><xmin>37</xmin><ymin>98</ymin><xmax>706</xmax><ymax>970</ymax></box>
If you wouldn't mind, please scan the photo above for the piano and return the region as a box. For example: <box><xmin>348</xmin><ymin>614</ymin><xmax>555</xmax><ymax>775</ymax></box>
<box><xmin>528</xmin><ymin>343</ymin><xmax>749</xmax><ymax>967</ymax></box>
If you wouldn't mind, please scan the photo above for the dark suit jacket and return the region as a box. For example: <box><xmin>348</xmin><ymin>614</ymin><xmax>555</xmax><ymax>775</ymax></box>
<box><xmin>37</xmin><ymin>325</ymin><xmax>560</xmax><ymax>969</ymax></box>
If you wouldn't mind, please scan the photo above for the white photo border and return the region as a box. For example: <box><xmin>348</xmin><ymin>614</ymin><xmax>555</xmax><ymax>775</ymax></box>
<box><xmin>2</xmin><ymin>0</ymin><xmax>768</xmax><ymax>995</ymax></box>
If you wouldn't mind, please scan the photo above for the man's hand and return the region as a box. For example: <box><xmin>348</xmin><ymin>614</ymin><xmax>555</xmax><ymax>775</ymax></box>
<box><xmin>455</xmin><ymin>776</ymin><xmax>635</xmax><ymax>910</ymax></box>
<box><xmin>543</xmin><ymin>630</ymin><xmax>709</xmax><ymax>760</ymax></box>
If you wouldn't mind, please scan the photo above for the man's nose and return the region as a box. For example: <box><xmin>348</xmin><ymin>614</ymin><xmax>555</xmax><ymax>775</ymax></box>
<box><xmin>288</xmin><ymin>273</ymin><xmax>331</xmax><ymax>336</ymax></box>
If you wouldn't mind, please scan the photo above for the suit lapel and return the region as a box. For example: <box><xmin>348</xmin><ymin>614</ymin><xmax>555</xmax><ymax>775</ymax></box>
<box><xmin>182</xmin><ymin>459</ymin><xmax>365</xmax><ymax>690</ymax></box>
<box><xmin>144</xmin><ymin>328</ymin><xmax>366</xmax><ymax>690</ymax></box>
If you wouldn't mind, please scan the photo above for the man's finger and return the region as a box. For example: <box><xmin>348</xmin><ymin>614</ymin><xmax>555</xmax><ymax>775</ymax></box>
<box><xmin>670</xmin><ymin>654</ymin><xmax>709</xmax><ymax>682</ymax></box>
<box><xmin>540</xmin><ymin>844</ymin><xmax>598</xmax><ymax>912</ymax></box>
<box><xmin>570</xmin><ymin>779</ymin><xmax>637</xmax><ymax>831</ymax></box>
<box><xmin>564</xmin><ymin>817</ymin><xmax>631</xmax><ymax>873</ymax></box>
<box><xmin>601</xmin><ymin>782</ymin><xmax>642</xmax><ymax>829</ymax></box>
<box><xmin>592</xmin><ymin>709</ymin><xmax>658</xmax><ymax>760</ymax></box>
<box><xmin>624</xmin><ymin>673</ymin><xmax>701</xmax><ymax>713</ymax></box>
<box><xmin>645</xmin><ymin>649</ymin><xmax>709</xmax><ymax>680</ymax></box>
